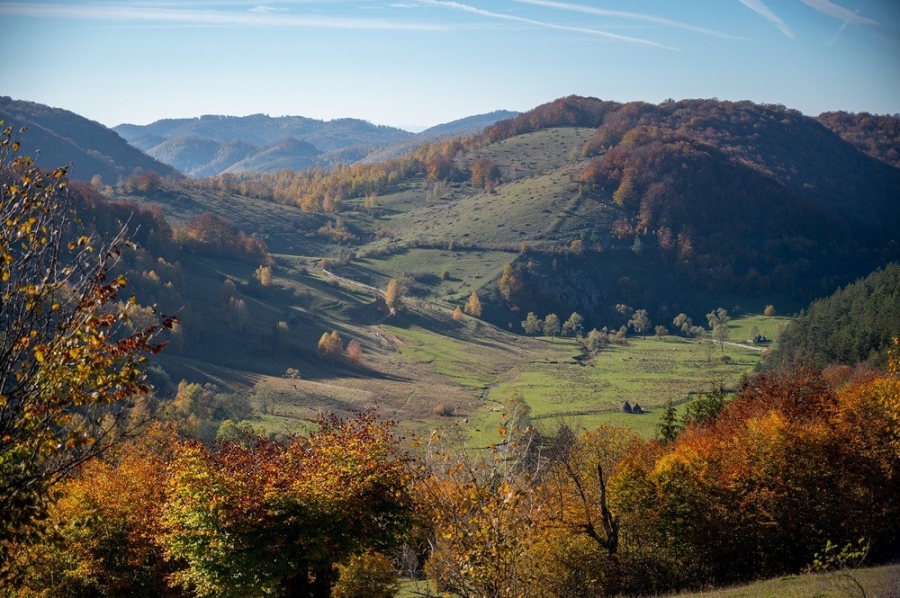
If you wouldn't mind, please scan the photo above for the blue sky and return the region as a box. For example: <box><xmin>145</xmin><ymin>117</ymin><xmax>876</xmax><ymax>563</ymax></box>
<box><xmin>1</xmin><ymin>0</ymin><xmax>898</xmax><ymax>130</ymax></box>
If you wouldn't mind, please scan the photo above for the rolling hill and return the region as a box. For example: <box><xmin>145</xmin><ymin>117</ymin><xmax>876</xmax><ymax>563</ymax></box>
<box><xmin>114</xmin><ymin>110</ymin><xmax>518</xmax><ymax>175</ymax></box>
<box><xmin>0</xmin><ymin>96</ymin><xmax>181</xmax><ymax>183</ymax></box>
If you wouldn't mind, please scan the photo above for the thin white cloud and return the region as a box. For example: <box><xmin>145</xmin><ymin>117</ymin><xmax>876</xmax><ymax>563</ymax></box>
<box><xmin>514</xmin><ymin>0</ymin><xmax>743</xmax><ymax>40</ymax></box>
<box><xmin>249</xmin><ymin>5</ymin><xmax>287</xmax><ymax>13</ymax></box>
<box><xmin>419</xmin><ymin>0</ymin><xmax>679</xmax><ymax>50</ymax></box>
<box><xmin>737</xmin><ymin>0</ymin><xmax>795</xmax><ymax>38</ymax></box>
<box><xmin>0</xmin><ymin>2</ymin><xmax>446</xmax><ymax>30</ymax></box>
<box><xmin>796</xmin><ymin>0</ymin><xmax>879</xmax><ymax>26</ymax></box>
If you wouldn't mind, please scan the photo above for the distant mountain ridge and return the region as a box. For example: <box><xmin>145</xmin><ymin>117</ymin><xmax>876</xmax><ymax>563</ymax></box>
<box><xmin>115</xmin><ymin>110</ymin><xmax>518</xmax><ymax>176</ymax></box>
<box><xmin>418</xmin><ymin>110</ymin><xmax>520</xmax><ymax>136</ymax></box>
<box><xmin>0</xmin><ymin>96</ymin><xmax>181</xmax><ymax>183</ymax></box>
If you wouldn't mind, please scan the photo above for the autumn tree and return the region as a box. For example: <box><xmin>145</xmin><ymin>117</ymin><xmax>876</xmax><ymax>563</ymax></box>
<box><xmin>543</xmin><ymin>313</ymin><xmax>561</xmax><ymax>338</ymax></box>
<box><xmin>535</xmin><ymin>425</ymin><xmax>641</xmax><ymax>595</ymax></box>
<box><xmin>503</xmin><ymin>391</ymin><xmax>533</xmax><ymax>443</ymax></box>
<box><xmin>332</xmin><ymin>551</ymin><xmax>399</xmax><ymax>598</ymax></box>
<box><xmin>469</xmin><ymin>156</ymin><xmax>500</xmax><ymax>190</ymax></box>
<box><xmin>345</xmin><ymin>338</ymin><xmax>363</xmax><ymax>363</ymax></box>
<box><xmin>416</xmin><ymin>428</ymin><xmax>544</xmax><ymax>598</ymax></box>
<box><xmin>562</xmin><ymin>312</ymin><xmax>584</xmax><ymax>337</ymax></box>
<box><xmin>464</xmin><ymin>291</ymin><xmax>482</xmax><ymax>317</ymax></box>
<box><xmin>0</xmin><ymin>128</ymin><xmax>172</xmax><ymax>554</ymax></box>
<box><xmin>384</xmin><ymin>278</ymin><xmax>402</xmax><ymax>309</ymax></box>
<box><xmin>628</xmin><ymin>309</ymin><xmax>651</xmax><ymax>336</ymax></box>
<box><xmin>612</xmin><ymin>169</ymin><xmax>638</xmax><ymax>208</ymax></box>
<box><xmin>318</xmin><ymin>331</ymin><xmax>343</xmax><ymax>362</ymax></box>
<box><xmin>4</xmin><ymin>424</ymin><xmax>179</xmax><ymax>596</ymax></box>
<box><xmin>521</xmin><ymin>312</ymin><xmax>542</xmax><ymax>335</ymax></box>
<box><xmin>254</xmin><ymin>264</ymin><xmax>272</xmax><ymax>287</ymax></box>
<box><xmin>452</xmin><ymin>306</ymin><xmax>464</xmax><ymax>322</ymax></box>
<box><xmin>498</xmin><ymin>263</ymin><xmax>528</xmax><ymax>310</ymax></box>
<box><xmin>582</xmin><ymin>328</ymin><xmax>609</xmax><ymax>353</ymax></box>
<box><xmin>712</xmin><ymin>322</ymin><xmax>730</xmax><ymax>350</ymax></box>
<box><xmin>706</xmin><ymin>307</ymin><xmax>730</xmax><ymax>329</ymax></box>
<box><xmin>672</xmin><ymin>313</ymin><xmax>693</xmax><ymax>336</ymax></box>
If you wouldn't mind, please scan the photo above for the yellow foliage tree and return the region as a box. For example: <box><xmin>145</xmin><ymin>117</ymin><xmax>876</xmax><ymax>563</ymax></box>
<box><xmin>318</xmin><ymin>331</ymin><xmax>343</xmax><ymax>362</ymax></box>
<box><xmin>0</xmin><ymin>127</ymin><xmax>172</xmax><ymax>552</ymax></box>
<box><xmin>464</xmin><ymin>291</ymin><xmax>482</xmax><ymax>317</ymax></box>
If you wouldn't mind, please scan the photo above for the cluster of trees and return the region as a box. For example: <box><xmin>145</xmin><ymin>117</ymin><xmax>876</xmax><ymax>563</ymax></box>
<box><xmin>769</xmin><ymin>263</ymin><xmax>900</xmax><ymax>368</ymax></box>
<box><xmin>520</xmin><ymin>311</ymin><xmax>585</xmax><ymax>338</ymax></box>
<box><xmin>6</xmin><ymin>358</ymin><xmax>898</xmax><ymax>597</ymax></box>
<box><xmin>189</xmin><ymin>134</ymin><xmax>490</xmax><ymax>214</ymax></box>
<box><xmin>173</xmin><ymin>212</ymin><xmax>269</xmax><ymax>263</ymax></box>
<box><xmin>4</xmin><ymin>415</ymin><xmax>413</xmax><ymax>598</ymax></box>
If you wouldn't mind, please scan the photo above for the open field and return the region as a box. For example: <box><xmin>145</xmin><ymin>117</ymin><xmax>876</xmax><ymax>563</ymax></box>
<box><xmin>470</xmin><ymin>330</ymin><xmax>765</xmax><ymax>445</ymax></box>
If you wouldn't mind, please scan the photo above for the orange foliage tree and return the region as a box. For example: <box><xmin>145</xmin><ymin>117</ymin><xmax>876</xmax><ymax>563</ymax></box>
<box><xmin>4</xmin><ymin>424</ymin><xmax>181</xmax><ymax>596</ymax></box>
<box><xmin>161</xmin><ymin>414</ymin><xmax>414</xmax><ymax>598</ymax></box>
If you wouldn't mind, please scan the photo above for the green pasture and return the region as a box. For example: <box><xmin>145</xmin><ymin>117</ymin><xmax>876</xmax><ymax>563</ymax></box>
<box><xmin>726</xmin><ymin>312</ymin><xmax>791</xmax><ymax>345</ymax></box>
<box><xmin>469</xmin><ymin>332</ymin><xmax>763</xmax><ymax>445</ymax></box>
<box><xmin>352</xmin><ymin>248</ymin><xmax>516</xmax><ymax>303</ymax></box>
<box><xmin>382</xmin><ymin>324</ymin><xmax>503</xmax><ymax>391</ymax></box>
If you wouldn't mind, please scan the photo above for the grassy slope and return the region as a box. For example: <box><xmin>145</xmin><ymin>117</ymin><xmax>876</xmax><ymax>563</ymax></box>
<box><xmin>364</xmin><ymin>128</ymin><xmax>610</xmax><ymax>251</ymax></box>
<box><xmin>397</xmin><ymin>564</ymin><xmax>900</xmax><ymax>598</ymax></box>
<box><xmin>660</xmin><ymin>564</ymin><xmax>900</xmax><ymax>598</ymax></box>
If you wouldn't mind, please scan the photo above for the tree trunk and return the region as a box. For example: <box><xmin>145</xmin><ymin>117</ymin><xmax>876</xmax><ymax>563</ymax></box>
<box><xmin>282</xmin><ymin>565</ymin><xmax>311</xmax><ymax>598</ymax></box>
<box><xmin>311</xmin><ymin>564</ymin><xmax>334</xmax><ymax>598</ymax></box>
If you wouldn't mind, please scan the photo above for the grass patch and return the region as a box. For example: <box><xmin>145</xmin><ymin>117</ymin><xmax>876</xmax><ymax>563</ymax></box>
<box><xmin>657</xmin><ymin>563</ymin><xmax>900</xmax><ymax>598</ymax></box>
<box><xmin>383</xmin><ymin>324</ymin><xmax>501</xmax><ymax>390</ymax></box>
<box><xmin>474</xmin><ymin>334</ymin><xmax>762</xmax><ymax>444</ymax></box>
<box><xmin>352</xmin><ymin>248</ymin><xmax>516</xmax><ymax>303</ymax></box>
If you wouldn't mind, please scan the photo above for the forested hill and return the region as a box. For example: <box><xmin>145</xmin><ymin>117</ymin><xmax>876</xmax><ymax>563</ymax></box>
<box><xmin>817</xmin><ymin>111</ymin><xmax>900</xmax><ymax>169</ymax></box>
<box><xmin>0</xmin><ymin>96</ymin><xmax>181</xmax><ymax>183</ymax></box>
<box><xmin>767</xmin><ymin>263</ymin><xmax>900</xmax><ymax>368</ymax></box>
